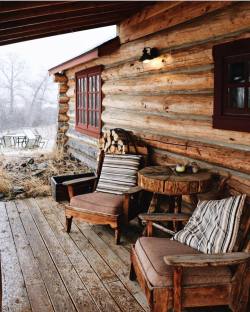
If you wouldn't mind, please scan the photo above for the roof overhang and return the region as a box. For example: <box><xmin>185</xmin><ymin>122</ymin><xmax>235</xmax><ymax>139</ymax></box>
<box><xmin>49</xmin><ymin>36</ymin><xmax>120</xmax><ymax>74</ymax></box>
<box><xmin>0</xmin><ymin>1</ymin><xmax>152</xmax><ymax>46</ymax></box>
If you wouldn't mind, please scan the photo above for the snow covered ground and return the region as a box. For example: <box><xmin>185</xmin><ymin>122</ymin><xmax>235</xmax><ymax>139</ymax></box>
<box><xmin>0</xmin><ymin>125</ymin><xmax>57</xmax><ymax>156</ymax></box>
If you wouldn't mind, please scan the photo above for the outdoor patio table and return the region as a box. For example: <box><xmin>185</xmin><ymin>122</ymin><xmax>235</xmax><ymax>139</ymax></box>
<box><xmin>138</xmin><ymin>166</ymin><xmax>212</xmax><ymax>230</ymax></box>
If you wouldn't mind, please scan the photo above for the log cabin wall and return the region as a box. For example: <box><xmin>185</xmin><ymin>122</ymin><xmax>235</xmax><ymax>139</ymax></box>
<box><xmin>62</xmin><ymin>1</ymin><xmax>250</xmax><ymax>201</ymax></box>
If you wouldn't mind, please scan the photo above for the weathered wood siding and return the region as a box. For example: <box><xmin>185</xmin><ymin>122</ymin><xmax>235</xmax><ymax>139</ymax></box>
<box><xmin>64</xmin><ymin>1</ymin><xmax>250</xmax><ymax>201</ymax></box>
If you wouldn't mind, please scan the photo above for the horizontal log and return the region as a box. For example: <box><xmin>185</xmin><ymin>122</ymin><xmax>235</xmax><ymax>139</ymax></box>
<box><xmin>67</xmin><ymin>138</ymin><xmax>98</xmax><ymax>160</ymax></box>
<box><xmin>66</xmin><ymin>3</ymin><xmax>250</xmax><ymax>77</ymax></box>
<box><xmin>137</xmin><ymin>132</ymin><xmax>250</xmax><ymax>175</ymax></box>
<box><xmin>67</xmin><ymin>147</ymin><xmax>97</xmax><ymax>169</ymax></box>
<box><xmin>102</xmin><ymin>111</ymin><xmax>250</xmax><ymax>146</ymax></box>
<box><xmin>102</xmin><ymin>47</ymin><xmax>213</xmax><ymax>80</ymax></box>
<box><xmin>120</xmin><ymin>2</ymin><xmax>180</xmax><ymax>28</ymax></box>
<box><xmin>103</xmin><ymin>94</ymin><xmax>213</xmax><ymax>116</ymax></box>
<box><xmin>120</xmin><ymin>1</ymin><xmax>233</xmax><ymax>43</ymax></box>
<box><xmin>102</xmin><ymin>71</ymin><xmax>213</xmax><ymax>95</ymax></box>
<box><xmin>54</xmin><ymin>73</ymin><xmax>68</xmax><ymax>83</ymax></box>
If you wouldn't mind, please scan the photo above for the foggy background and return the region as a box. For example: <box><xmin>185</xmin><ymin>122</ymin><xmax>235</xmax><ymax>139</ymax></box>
<box><xmin>0</xmin><ymin>25</ymin><xmax>116</xmax><ymax>132</ymax></box>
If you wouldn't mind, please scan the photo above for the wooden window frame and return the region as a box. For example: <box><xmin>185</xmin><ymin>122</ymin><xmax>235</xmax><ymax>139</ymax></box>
<box><xmin>75</xmin><ymin>65</ymin><xmax>103</xmax><ymax>138</ymax></box>
<box><xmin>213</xmin><ymin>38</ymin><xmax>250</xmax><ymax>132</ymax></box>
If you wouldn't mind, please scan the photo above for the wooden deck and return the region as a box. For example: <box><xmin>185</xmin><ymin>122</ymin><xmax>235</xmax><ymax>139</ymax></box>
<box><xmin>0</xmin><ymin>197</ymin><xmax>149</xmax><ymax>312</ymax></box>
<box><xmin>0</xmin><ymin>197</ymin><xmax>229</xmax><ymax>312</ymax></box>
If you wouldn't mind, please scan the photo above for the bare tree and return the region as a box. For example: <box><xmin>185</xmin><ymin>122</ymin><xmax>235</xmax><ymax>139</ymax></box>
<box><xmin>0</xmin><ymin>53</ymin><xmax>28</xmax><ymax>114</ymax></box>
<box><xmin>0</xmin><ymin>53</ymin><xmax>58</xmax><ymax>131</ymax></box>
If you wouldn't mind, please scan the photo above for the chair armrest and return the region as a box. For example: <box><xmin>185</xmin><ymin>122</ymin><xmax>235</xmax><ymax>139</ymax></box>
<box><xmin>62</xmin><ymin>176</ymin><xmax>97</xmax><ymax>186</ymax></box>
<box><xmin>124</xmin><ymin>186</ymin><xmax>143</xmax><ymax>195</ymax></box>
<box><xmin>164</xmin><ymin>252</ymin><xmax>250</xmax><ymax>267</ymax></box>
<box><xmin>139</xmin><ymin>213</ymin><xmax>191</xmax><ymax>222</ymax></box>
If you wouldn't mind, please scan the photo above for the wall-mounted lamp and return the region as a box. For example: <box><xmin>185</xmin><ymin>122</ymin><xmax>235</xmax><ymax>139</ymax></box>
<box><xmin>139</xmin><ymin>47</ymin><xmax>159</xmax><ymax>63</ymax></box>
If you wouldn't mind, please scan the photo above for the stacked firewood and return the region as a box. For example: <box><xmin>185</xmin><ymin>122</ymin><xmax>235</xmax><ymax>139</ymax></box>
<box><xmin>98</xmin><ymin>128</ymin><xmax>148</xmax><ymax>156</ymax></box>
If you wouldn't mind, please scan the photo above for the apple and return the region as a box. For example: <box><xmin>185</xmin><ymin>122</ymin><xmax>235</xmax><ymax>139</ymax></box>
<box><xmin>175</xmin><ymin>164</ymin><xmax>186</xmax><ymax>173</ymax></box>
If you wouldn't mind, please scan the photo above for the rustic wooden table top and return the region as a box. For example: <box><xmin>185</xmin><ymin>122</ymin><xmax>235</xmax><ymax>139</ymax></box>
<box><xmin>138</xmin><ymin>165</ymin><xmax>212</xmax><ymax>195</ymax></box>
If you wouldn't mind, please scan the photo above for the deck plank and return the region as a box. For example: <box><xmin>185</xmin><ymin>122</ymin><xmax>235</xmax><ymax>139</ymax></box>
<box><xmin>33</xmin><ymin>197</ymin><xmax>121</xmax><ymax>312</ymax></box>
<box><xmin>42</xmin><ymin>197</ymin><xmax>148</xmax><ymax>312</ymax></box>
<box><xmin>6</xmin><ymin>201</ymin><xmax>54</xmax><ymax>312</ymax></box>
<box><xmin>1</xmin><ymin>197</ymin><xmax>150</xmax><ymax>312</ymax></box>
<box><xmin>25</xmin><ymin>198</ymin><xmax>104</xmax><ymax>312</ymax></box>
<box><xmin>16</xmin><ymin>199</ymin><xmax>77</xmax><ymax>312</ymax></box>
<box><xmin>93</xmin><ymin>225</ymin><xmax>131</xmax><ymax>266</ymax></box>
<box><xmin>0</xmin><ymin>202</ymin><xmax>32</xmax><ymax>312</ymax></box>
<box><xmin>76</xmin><ymin>220</ymin><xmax>143</xmax><ymax>295</ymax></box>
<box><xmin>48</xmin><ymin>198</ymin><xmax>149</xmax><ymax>311</ymax></box>
<box><xmin>37</xmin><ymin>199</ymin><xmax>118</xmax><ymax>282</ymax></box>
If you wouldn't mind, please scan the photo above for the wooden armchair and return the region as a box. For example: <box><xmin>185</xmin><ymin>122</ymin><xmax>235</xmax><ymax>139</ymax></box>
<box><xmin>64</xmin><ymin>151</ymin><xmax>145</xmax><ymax>244</ymax></box>
<box><xmin>130</xmin><ymin>198</ymin><xmax>250</xmax><ymax>312</ymax></box>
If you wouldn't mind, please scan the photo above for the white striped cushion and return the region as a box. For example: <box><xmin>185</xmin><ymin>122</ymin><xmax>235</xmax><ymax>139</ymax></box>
<box><xmin>96</xmin><ymin>154</ymin><xmax>141</xmax><ymax>195</ymax></box>
<box><xmin>173</xmin><ymin>195</ymin><xmax>246</xmax><ymax>254</ymax></box>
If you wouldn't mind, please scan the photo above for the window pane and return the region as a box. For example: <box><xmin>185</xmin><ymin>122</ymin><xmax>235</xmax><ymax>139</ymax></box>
<box><xmin>78</xmin><ymin>78</ymin><xmax>81</xmax><ymax>93</ymax></box>
<box><xmin>92</xmin><ymin>93</ymin><xmax>95</xmax><ymax>109</ymax></box>
<box><xmin>228</xmin><ymin>87</ymin><xmax>245</xmax><ymax>109</ymax></box>
<box><xmin>96</xmin><ymin>94</ymin><xmax>99</xmax><ymax>109</ymax></box>
<box><xmin>84</xmin><ymin>77</ymin><xmax>87</xmax><ymax>92</ymax></box>
<box><xmin>84</xmin><ymin>78</ymin><xmax>86</xmax><ymax>92</ymax></box>
<box><xmin>83</xmin><ymin>94</ymin><xmax>86</xmax><ymax>109</ymax></box>
<box><xmin>95</xmin><ymin>112</ymin><xmax>99</xmax><ymax>127</ymax></box>
<box><xmin>81</xmin><ymin>78</ymin><xmax>84</xmax><ymax>93</ymax></box>
<box><xmin>228</xmin><ymin>62</ymin><xmax>245</xmax><ymax>83</ymax></box>
<box><xmin>96</xmin><ymin>76</ymin><xmax>99</xmax><ymax>91</ymax></box>
<box><xmin>82</xmin><ymin>110</ymin><xmax>86</xmax><ymax>124</ymax></box>
<box><xmin>88</xmin><ymin>110</ymin><xmax>93</xmax><ymax>126</ymax></box>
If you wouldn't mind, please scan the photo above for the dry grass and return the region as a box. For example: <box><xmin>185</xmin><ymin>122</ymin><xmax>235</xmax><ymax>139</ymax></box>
<box><xmin>0</xmin><ymin>167</ymin><xmax>12</xmax><ymax>195</ymax></box>
<box><xmin>20</xmin><ymin>177</ymin><xmax>51</xmax><ymax>197</ymax></box>
<box><xmin>0</xmin><ymin>147</ymin><xmax>90</xmax><ymax>200</ymax></box>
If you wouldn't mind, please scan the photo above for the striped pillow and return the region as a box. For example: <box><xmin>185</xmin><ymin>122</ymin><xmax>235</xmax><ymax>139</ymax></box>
<box><xmin>173</xmin><ymin>195</ymin><xmax>246</xmax><ymax>254</ymax></box>
<box><xmin>96</xmin><ymin>154</ymin><xmax>141</xmax><ymax>195</ymax></box>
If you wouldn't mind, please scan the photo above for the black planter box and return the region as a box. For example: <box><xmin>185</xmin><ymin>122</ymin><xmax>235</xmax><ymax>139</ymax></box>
<box><xmin>51</xmin><ymin>172</ymin><xmax>95</xmax><ymax>202</ymax></box>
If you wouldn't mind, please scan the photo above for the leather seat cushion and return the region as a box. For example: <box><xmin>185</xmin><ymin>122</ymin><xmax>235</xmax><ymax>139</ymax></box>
<box><xmin>70</xmin><ymin>191</ymin><xmax>124</xmax><ymax>216</ymax></box>
<box><xmin>135</xmin><ymin>237</ymin><xmax>232</xmax><ymax>287</ymax></box>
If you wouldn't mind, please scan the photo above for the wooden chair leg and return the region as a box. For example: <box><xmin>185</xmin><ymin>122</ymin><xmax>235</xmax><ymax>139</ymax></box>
<box><xmin>152</xmin><ymin>288</ymin><xmax>169</xmax><ymax>312</ymax></box>
<box><xmin>65</xmin><ymin>216</ymin><xmax>73</xmax><ymax>233</ymax></box>
<box><xmin>129</xmin><ymin>262</ymin><xmax>136</xmax><ymax>281</ymax></box>
<box><xmin>173</xmin><ymin>266</ymin><xmax>183</xmax><ymax>312</ymax></box>
<box><xmin>115</xmin><ymin>228</ymin><xmax>121</xmax><ymax>245</ymax></box>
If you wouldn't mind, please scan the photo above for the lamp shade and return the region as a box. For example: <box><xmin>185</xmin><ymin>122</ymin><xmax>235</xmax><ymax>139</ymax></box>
<box><xmin>139</xmin><ymin>47</ymin><xmax>158</xmax><ymax>62</ymax></box>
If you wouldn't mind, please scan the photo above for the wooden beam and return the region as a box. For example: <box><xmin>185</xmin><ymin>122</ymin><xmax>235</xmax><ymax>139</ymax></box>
<box><xmin>0</xmin><ymin>4</ymin><xmax>142</xmax><ymax>30</ymax></box>
<box><xmin>138</xmin><ymin>132</ymin><xmax>250</xmax><ymax>175</ymax></box>
<box><xmin>0</xmin><ymin>1</ymin><xmax>68</xmax><ymax>13</ymax></box>
<box><xmin>0</xmin><ymin>21</ymin><xmax>119</xmax><ymax>46</ymax></box>
<box><xmin>0</xmin><ymin>12</ymin><xmax>123</xmax><ymax>40</ymax></box>
<box><xmin>0</xmin><ymin>2</ymin><xmax>134</xmax><ymax>22</ymax></box>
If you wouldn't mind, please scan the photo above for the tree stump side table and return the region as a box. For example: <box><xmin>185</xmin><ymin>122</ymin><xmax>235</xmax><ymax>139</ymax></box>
<box><xmin>138</xmin><ymin>166</ymin><xmax>212</xmax><ymax>231</ymax></box>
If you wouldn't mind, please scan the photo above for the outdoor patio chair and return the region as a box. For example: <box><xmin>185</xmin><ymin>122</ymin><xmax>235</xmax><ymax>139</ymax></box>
<box><xmin>3</xmin><ymin>136</ymin><xmax>14</xmax><ymax>148</ymax></box>
<box><xmin>130</xmin><ymin>194</ymin><xmax>250</xmax><ymax>312</ymax></box>
<box><xmin>13</xmin><ymin>135</ymin><xmax>27</xmax><ymax>148</ymax></box>
<box><xmin>25</xmin><ymin>138</ymin><xmax>37</xmax><ymax>149</ymax></box>
<box><xmin>34</xmin><ymin>135</ymin><xmax>46</xmax><ymax>148</ymax></box>
<box><xmin>64</xmin><ymin>150</ymin><xmax>145</xmax><ymax>244</ymax></box>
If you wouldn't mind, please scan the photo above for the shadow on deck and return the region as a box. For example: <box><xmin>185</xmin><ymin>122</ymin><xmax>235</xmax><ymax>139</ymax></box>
<box><xmin>0</xmin><ymin>197</ymin><xmax>230</xmax><ymax>312</ymax></box>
